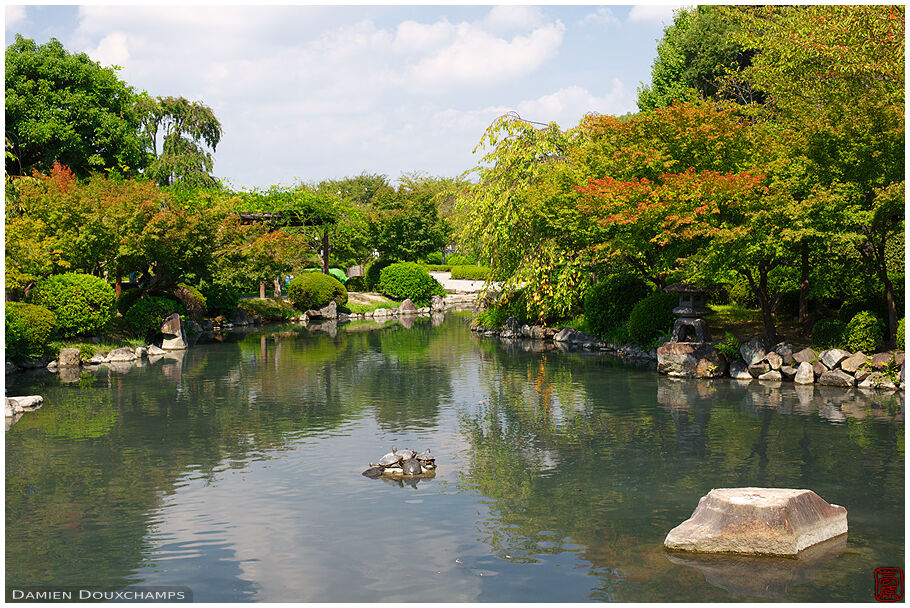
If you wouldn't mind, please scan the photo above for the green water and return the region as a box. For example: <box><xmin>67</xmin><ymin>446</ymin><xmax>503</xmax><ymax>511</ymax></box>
<box><xmin>5</xmin><ymin>314</ymin><xmax>904</xmax><ymax>601</ymax></box>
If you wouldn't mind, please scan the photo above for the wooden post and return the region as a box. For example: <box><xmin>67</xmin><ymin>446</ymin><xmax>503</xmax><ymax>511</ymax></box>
<box><xmin>322</xmin><ymin>227</ymin><xmax>330</xmax><ymax>275</ymax></box>
<box><xmin>259</xmin><ymin>282</ymin><xmax>266</xmax><ymax>299</ymax></box>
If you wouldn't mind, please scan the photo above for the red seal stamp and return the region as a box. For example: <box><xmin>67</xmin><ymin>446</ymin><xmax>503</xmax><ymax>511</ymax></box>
<box><xmin>875</xmin><ymin>567</ymin><xmax>904</xmax><ymax>601</ymax></box>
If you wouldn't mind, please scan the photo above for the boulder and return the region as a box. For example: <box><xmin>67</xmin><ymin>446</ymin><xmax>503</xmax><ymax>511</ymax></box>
<box><xmin>819</xmin><ymin>349</ymin><xmax>850</xmax><ymax>369</ymax></box>
<box><xmin>854</xmin><ymin>369</ymin><xmax>872</xmax><ymax>383</ymax></box>
<box><xmin>135</xmin><ymin>346</ymin><xmax>148</xmax><ymax>359</ymax></box>
<box><xmin>529</xmin><ymin>326</ymin><xmax>546</xmax><ymax>340</ymax></box>
<box><xmin>399</xmin><ymin>298</ymin><xmax>418</xmax><ymax>314</ymax></box>
<box><xmin>430</xmin><ymin>295</ymin><xmax>446</xmax><ymax>312</ymax></box>
<box><xmin>58</xmin><ymin>348</ymin><xmax>81</xmax><ymax>368</ymax></box>
<box><xmin>895</xmin><ymin>351</ymin><xmax>905</xmax><ymax>367</ymax></box>
<box><xmin>317</xmin><ymin>300</ymin><xmax>338</xmax><ymax>320</ymax></box>
<box><xmin>5</xmin><ymin>361</ymin><xmax>19</xmax><ymax>375</ymax></box>
<box><xmin>868</xmin><ymin>352</ymin><xmax>892</xmax><ymax>371</ymax></box>
<box><xmin>817</xmin><ymin>369</ymin><xmax>855</xmax><ymax>387</ymax></box>
<box><xmin>774</xmin><ymin>343</ymin><xmax>796</xmax><ymax>366</ymax></box>
<box><xmin>47</xmin><ymin>360</ymin><xmax>58</xmax><ymax>370</ymax></box>
<box><xmin>232</xmin><ymin>308</ymin><xmax>250</xmax><ymax>326</ymax></box>
<box><xmin>664</xmin><ymin>487</ymin><xmax>848</xmax><ymax>556</ymax></box>
<box><xmin>780</xmin><ymin>365</ymin><xmax>798</xmax><ymax>380</ymax></box>
<box><xmin>792</xmin><ymin>348</ymin><xmax>818</xmax><ymax>365</ymax></box>
<box><xmin>657</xmin><ymin>343</ymin><xmax>727</xmax><ymax>378</ymax></box>
<box><xmin>106</xmin><ymin>347</ymin><xmax>137</xmax><ymax>362</ymax></box>
<box><xmin>812</xmin><ymin>361</ymin><xmax>828</xmax><ymax>378</ymax></box>
<box><xmin>858</xmin><ymin>372</ymin><xmax>899</xmax><ymax>391</ymax></box>
<box><xmin>748</xmin><ymin>361</ymin><xmax>770</xmax><ymax>377</ymax></box>
<box><xmin>553</xmin><ymin>327</ymin><xmax>575</xmax><ymax>343</ymax></box>
<box><xmin>88</xmin><ymin>353</ymin><xmax>106</xmax><ymax>364</ymax></box>
<box><xmin>148</xmin><ymin>344</ymin><xmax>167</xmax><ymax>356</ymax></box>
<box><xmin>794</xmin><ymin>362</ymin><xmax>815</xmax><ymax>385</ymax></box>
<box><xmin>728</xmin><ymin>360</ymin><xmax>753</xmax><ymax>380</ymax></box>
<box><xmin>160</xmin><ymin>313</ymin><xmax>188</xmax><ymax>350</ymax></box>
<box><xmin>764</xmin><ymin>352</ymin><xmax>783</xmax><ymax>370</ymax></box>
<box><xmin>839</xmin><ymin>352</ymin><xmax>868</xmax><ymax>374</ymax></box>
<box><xmin>758</xmin><ymin>370</ymin><xmax>782</xmax><ymax>382</ymax></box>
<box><xmin>739</xmin><ymin>338</ymin><xmax>766</xmax><ymax>366</ymax></box>
<box><xmin>6</xmin><ymin>395</ymin><xmax>44</xmax><ymax>415</ymax></box>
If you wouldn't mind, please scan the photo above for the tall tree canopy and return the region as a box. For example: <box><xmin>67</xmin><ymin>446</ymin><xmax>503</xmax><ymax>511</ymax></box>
<box><xmin>5</xmin><ymin>35</ymin><xmax>146</xmax><ymax>177</ymax></box>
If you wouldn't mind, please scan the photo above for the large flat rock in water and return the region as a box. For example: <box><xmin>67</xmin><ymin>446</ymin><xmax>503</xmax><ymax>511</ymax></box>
<box><xmin>664</xmin><ymin>488</ymin><xmax>847</xmax><ymax>556</ymax></box>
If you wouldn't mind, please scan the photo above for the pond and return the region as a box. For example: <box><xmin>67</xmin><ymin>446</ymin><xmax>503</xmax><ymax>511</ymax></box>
<box><xmin>5</xmin><ymin>313</ymin><xmax>905</xmax><ymax>602</ymax></box>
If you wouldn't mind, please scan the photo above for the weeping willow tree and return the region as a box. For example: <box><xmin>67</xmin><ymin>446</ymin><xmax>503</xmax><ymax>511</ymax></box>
<box><xmin>139</xmin><ymin>95</ymin><xmax>223</xmax><ymax>188</ymax></box>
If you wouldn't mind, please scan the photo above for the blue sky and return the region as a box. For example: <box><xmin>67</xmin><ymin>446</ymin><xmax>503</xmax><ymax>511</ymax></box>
<box><xmin>5</xmin><ymin>4</ymin><xmax>684</xmax><ymax>190</ymax></box>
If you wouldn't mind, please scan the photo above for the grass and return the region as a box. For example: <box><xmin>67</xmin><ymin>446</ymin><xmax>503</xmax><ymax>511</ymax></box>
<box><xmin>239</xmin><ymin>298</ymin><xmax>297</xmax><ymax>321</ymax></box>
<box><xmin>340</xmin><ymin>300</ymin><xmax>401</xmax><ymax>314</ymax></box>
<box><xmin>706</xmin><ymin>303</ymin><xmax>806</xmax><ymax>346</ymax></box>
<box><xmin>47</xmin><ymin>336</ymin><xmax>146</xmax><ymax>361</ymax></box>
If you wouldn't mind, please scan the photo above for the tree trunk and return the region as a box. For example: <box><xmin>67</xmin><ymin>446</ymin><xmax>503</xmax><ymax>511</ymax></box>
<box><xmin>259</xmin><ymin>282</ymin><xmax>266</xmax><ymax>299</ymax></box>
<box><xmin>798</xmin><ymin>241</ymin><xmax>809</xmax><ymax>329</ymax></box>
<box><xmin>744</xmin><ymin>266</ymin><xmax>778</xmax><ymax>345</ymax></box>
<box><xmin>273</xmin><ymin>277</ymin><xmax>282</xmax><ymax>298</ymax></box>
<box><xmin>114</xmin><ymin>265</ymin><xmax>123</xmax><ymax>298</ymax></box>
<box><xmin>322</xmin><ymin>228</ymin><xmax>330</xmax><ymax>275</ymax></box>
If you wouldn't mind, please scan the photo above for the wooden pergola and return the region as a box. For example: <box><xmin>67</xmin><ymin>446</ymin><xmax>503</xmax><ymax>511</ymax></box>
<box><xmin>236</xmin><ymin>209</ymin><xmax>338</xmax><ymax>276</ymax></box>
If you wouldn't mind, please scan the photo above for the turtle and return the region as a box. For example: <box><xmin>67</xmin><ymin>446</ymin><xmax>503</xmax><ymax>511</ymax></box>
<box><xmin>416</xmin><ymin>448</ymin><xmax>434</xmax><ymax>463</ymax></box>
<box><xmin>362</xmin><ymin>466</ymin><xmax>384</xmax><ymax>478</ymax></box>
<box><xmin>376</xmin><ymin>447</ymin><xmax>405</xmax><ymax>467</ymax></box>
<box><xmin>397</xmin><ymin>448</ymin><xmax>416</xmax><ymax>461</ymax></box>
<box><xmin>401</xmin><ymin>458</ymin><xmax>422</xmax><ymax>476</ymax></box>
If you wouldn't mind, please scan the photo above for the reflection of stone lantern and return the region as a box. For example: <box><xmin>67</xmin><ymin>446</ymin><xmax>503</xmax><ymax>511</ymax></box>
<box><xmin>664</xmin><ymin>283</ymin><xmax>714</xmax><ymax>343</ymax></box>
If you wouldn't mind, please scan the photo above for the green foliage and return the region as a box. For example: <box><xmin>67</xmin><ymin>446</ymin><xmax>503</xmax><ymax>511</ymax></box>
<box><xmin>446</xmin><ymin>253</ymin><xmax>476</xmax><ymax>266</ymax></box>
<box><xmin>30</xmin><ymin>273</ymin><xmax>115</xmax><ymax>337</ymax></box>
<box><xmin>5</xmin><ymin>302</ymin><xmax>56</xmax><ymax>360</ymax></box>
<box><xmin>897</xmin><ymin>318</ymin><xmax>905</xmax><ymax>350</ymax></box>
<box><xmin>198</xmin><ymin>279</ymin><xmax>241</xmax><ymax>317</ymax></box>
<box><xmin>288</xmin><ymin>272</ymin><xmax>348</xmax><ymax>311</ymax></box>
<box><xmin>116</xmin><ymin>287</ymin><xmax>144</xmax><ymax>315</ymax></box>
<box><xmin>714</xmin><ymin>331</ymin><xmax>741</xmax><ymax>360</ymax></box>
<box><xmin>304</xmin><ymin>267</ymin><xmax>348</xmax><ymax>284</ymax></box>
<box><xmin>172</xmin><ymin>283</ymin><xmax>207</xmax><ymax>321</ymax></box>
<box><xmin>365</xmin><ymin>258</ymin><xmax>395</xmax><ymax>290</ymax></box>
<box><xmin>450</xmin><ymin>265</ymin><xmax>490</xmax><ymax>281</ymax></box>
<box><xmin>378</xmin><ymin>262</ymin><xmax>446</xmax><ymax>307</ymax></box>
<box><xmin>423</xmin><ymin>264</ymin><xmax>451</xmax><ymax>272</ymax></box>
<box><xmin>626</xmin><ymin>292</ymin><xmax>677</xmax><ymax>345</ymax></box>
<box><xmin>811</xmin><ymin>318</ymin><xmax>847</xmax><ymax>349</ymax></box>
<box><xmin>839</xmin><ymin>295</ymin><xmax>891</xmax><ymax>325</ymax></box>
<box><xmin>425</xmin><ymin>251</ymin><xmax>444</xmax><ymax>265</ymax></box>
<box><xmin>583</xmin><ymin>275</ymin><xmax>651</xmax><ymax>339</ymax></box>
<box><xmin>123</xmin><ymin>295</ymin><xmax>185</xmax><ymax>337</ymax></box>
<box><xmin>5</xmin><ymin>36</ymin><xmax>146</xmax><ymax>177</ymax></box>
<box><xmin>238</xmin><ymin>298</ymin><xmax>296</xmax><ymax>322</ymax></box>
<box><xmin>344</xmin><ymin>276</ymin><xmax>366</xmax><ymax>292</ymax></box>
<box><xmin>843</xmin><ymin>311</ymin><xmax>885</xmax><ymax>353</ymax></box>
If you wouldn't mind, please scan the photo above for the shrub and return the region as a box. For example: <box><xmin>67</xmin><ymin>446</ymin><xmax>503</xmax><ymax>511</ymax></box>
<box><xmin>123</xmin><ymin>295</ymin><xmax>184</xmax><ymax>337</ymax></box>
<box><xmin>726</xmin><ymin>278</ymin><xmax>757</xmax><ymax>308</ymax></box>
<box><xmin>173</xmin><ymin>283</ymin><xmax>207</xmax><ymax>321</ymax></box>
<box><xmin>303</xmin><ymin>267</ymin><xmax>348</xmax><ymax>284</ymax></box>
<box><xmin>345</xmin><ymin>275</ymin><xmax>366</xmax><ymax>292</ymax></box>
<box><xmin>843</xmin><ymin>310</ymin><xmax>885</xmax><ymax>353</ymax></box>
<box><xmin>30</xmin><ymin>273</ymin><xmax>115</xmax><ymax>337</ymax></box>
<box><xmin>583</xmin><ymin>274</ymin><xmax>651</xmax><ymax>339</ymax></box>
<box><xmin>450</xmin><ymin>265</ymin><xmax>490</xmax><ymax>281</ymax></box>
<box><xmin>288</xmin><ymin>272</ymin><xmax>348</xmax><ymax>311</ymax></box>
<box><xmin>898</xmin><ymin>317</ymin><xmax>905</xmax><ymax>350</ymax></box>
<box><xmin>365</xmin><ymin>259</ymin><xmax>395</xmax><ymax>290</ymax></box>
<box><xmin>199</xmin><ymin>279</ymin><xmax>242</xmax><ymax>317</ymax></box>
<box><xmin>811</xmin><ymin>318</ymin><xmax>847</xmax><ymax>349</ymax></box>
<box><xmin>378</xmin><ymin>262</ymin><xmax>446</xmax><ymax>306</ymax></box>
<box><xmin>446</xmin><ymin>253</ymin><xmax>476</xmax><ymax>265</ymax></box>
<box><xmin>6</xmin><ymin>302</ymin><xmax>56</xmax><ymax>360</ymax></box>
<box><xmin>116</xmin><ymin>287</ymin><xmax>145</xmax><ymax>315</ymax></box>
<box><xmin>626</xmin><ymin>291</ymin><xmax>677</xmax><ymax>345</ymax></box>
<box><xmin>425</xmin><ymin>251</ymin><xmax>444</xmax><ymax>265</ymax></box>
<box><xmin>839</xmin><ymin>295</ymin><xmax>889</xmax><ymax>324</ymax></box>
<box><xmin>423</xmin><ymin>264</ymin><xmax>452</xmax><ymax>272</ymax></box>
<box><xmin>714</xmin><ymin>331</ymin><xmax>740</xmax><ymax>360</ymax></box>
<box><xmin>239</xmin><ymin>298</ymin><xmax>296</xmax><ymax>322</ymax></box>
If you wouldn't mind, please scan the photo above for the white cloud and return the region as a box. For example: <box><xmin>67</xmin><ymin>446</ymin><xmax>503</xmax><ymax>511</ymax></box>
<box><xmin>6</xmin><ymin>5</ymin><xmax>26</xmax><ymax>27</ymax></box>
<box><xmin>483</xmin><ymin>6</ymin><xmax>546</xmax><ymax>33</ymax></box>
<box><xmin>515</xmin><ymin>81</ymin><xmax>636</xmax><ymax>125</ymax></box>
<box><xmin>393</xmin><ymin>19</ymin><xmax>454</xmax><ymax>53</ymax></box>
<box><xmin>88</xmin><ymin>32</ymin><xmax>130</xmax><ymax>68</ymax></box>
<box><xmin>580</xmin><ymin>7</ymin><xmax>620</xmax><ymax>27</ymax></box>
<box><xmin>628</xmin><ymin>5</ymin><xmax>687</xmax><ymax>24</ymax></box>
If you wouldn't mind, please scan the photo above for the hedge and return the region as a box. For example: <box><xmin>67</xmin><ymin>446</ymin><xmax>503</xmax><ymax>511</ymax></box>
<box><xmin>583</xmin><ymin>274</ymin><xmax>651</xmax><ymax>339</ymax></box>
<box><xmin>450</xmin><ymin>265</ymin><xmax>490</xmax><ymax>281</ymax></box>
<box><xmin>123</xmin><ymin>296</ymin><xmax>185</xmax><ymax>337</ymax></box>
<box><xmin>288</xmin><ymin>272</ymin><xmax>348</xmax><ymax>311</ymax></box>
<box><xmin>365</xmin><ymin>259</ymin><xmax>395</xmax><ymax>290</ymax></box>
<box><xmin>378</xmin><ymin>262</ymin><xmax>446</xmax><ymax>306</ymax></box>
<box><xmin>6</xmin><ymin>302</ymin><xmax>56</xmax><ymax>360</ymax></box>
<box><xmin>811</xmin><ymin>318</ymin><xmax>846</xmax><ymax>349</ymax></box>
<box><xmin>626</xmin><ymin>291</ymin><xmax>677</xmax><ymax>345</ymax></box>
<box><xmin>30</xmin><ymin>273</ymin><xmax>115</xmax><ymax>337</ymax></box>
<box><xmin>843</xmin><ymin>311</ymin><xmax>884</xmax><ymax>353</ymax></box>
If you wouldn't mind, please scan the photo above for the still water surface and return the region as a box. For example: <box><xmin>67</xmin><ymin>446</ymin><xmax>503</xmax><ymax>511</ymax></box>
<box><xmin>6</xmin><ymin>313</ymin><xmax>905</xmax><ymax>601</ymax></box>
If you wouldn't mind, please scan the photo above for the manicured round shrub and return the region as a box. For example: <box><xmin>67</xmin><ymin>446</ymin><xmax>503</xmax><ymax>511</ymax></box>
<box><xmin>583</xmin><ymin>274</ymin><xmax>651</xmax><ymax>339</ymax></box>
<box><xmin>378</xmin><ymin>262</ymin><xmax>446</xmax><ymax>306</ymax></box>
<box><xmin>123</xmin><ymin>296</ymin><xmax>185</xmax><ymax>337</ymax></box>
<box><xmin>199</xmin><ymin>279</ymin><xmax>242</xmax><ymax>317</ymax></box>
<box><xmin>345</xmin><ymin>276</ymin><xmax>366</xmax><ymax>292</ymax></box>
<box><xmin>898</xmin><ymin>317</ymin><xmax>905</xmax><ymax>350</ymax></box>
<box><xmin>626</xmin><ymin>291</ymin><xmax>677</xmax><ymax>345</ymax></box>
<box><xmin>446</xmin><ymin>253</ymin><xmax>476</xmax><ymax>266</ymax></box>
<box><xmin>839</xmin><ymin>295</ymin><xmax>889</xmax><ymax>324</ymax></box>
<box><xmin>843</xmin><ymin>310</ymin><xmax>885</xmax><ymax>353</ymax></box>
<box><xmin>450</xmin><ymin>265</ymin><xmax>490</xmax><ymax>281</ymax></box>
<box><xmin>173</xmin><ymin>283</ymin><xmax>207</xmax><ymax>321</ymax></box>
<box><xmin>288</xmin><ymin>272</ymin><xmax>348</xmax><ymax>311</ymax></box>
<box><xmin>6</xmin><ymin>302</ymin><xmax>56</xmax><ymax>360</ymax></box>
<box><xmin>811</xmin><ymin>318</ymin><xmax>847</xmax><ymax>349</ymax></box>
<box><xmin>116</xmin><ymin>287</ymin><xmax>144</xmax><ymax>315</ymax></box>
<box><xmin>305</xmin><ymin>267</ymin><xmax>348</xmax><ymax>284</ymax></box>
<box><xmin>365</xmin><ymin>259</ymin><xmax>395</xmax><ymax>290</ymax></box>
<box><xmin>424</xmin><ymin>251</ymin><xmax>444</xmax><ymax>265</ymax></box>
<box><xmin>30</xmin><ymin>273</ymin><xmax>115</xmax><ymax>337</ymax></box>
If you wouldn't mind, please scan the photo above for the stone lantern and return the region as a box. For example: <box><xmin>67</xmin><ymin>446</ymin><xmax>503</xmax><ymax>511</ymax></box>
<box><xmin>664</xmin><ymin>283</ymin><xmax>713</xmax><ymax>343</ymax></box>
<box><xmin>656</xmin><ymin>283</ymin><xmax>726</xmax><ymax>379</ymax></box>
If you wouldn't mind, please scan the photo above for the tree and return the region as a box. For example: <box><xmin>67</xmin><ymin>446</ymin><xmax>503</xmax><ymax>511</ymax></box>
<box><xmin>5</xmin><ymin>35</ymin><xmax>146</xmax><ymax>177</ymax></box>
<box><xmin>138</xmin><ymin>95</ymin><xmax>223</xmax><ymax>188</ymax></box>
<box><xmin>371</xmin><ymin>172</ymin><xmax>454</xmax><ymax>262</ymax></box>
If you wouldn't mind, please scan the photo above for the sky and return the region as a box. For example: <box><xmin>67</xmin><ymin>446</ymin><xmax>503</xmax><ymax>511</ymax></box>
<box><xmin>5</xmin><ymin>4</ymin><xmax>684</xmax><ymax>190</ymax></box>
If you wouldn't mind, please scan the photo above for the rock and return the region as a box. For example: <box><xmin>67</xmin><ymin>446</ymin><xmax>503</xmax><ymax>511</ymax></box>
<box><xmin>812</xmin><ymin>361</ymin><xmax>828</xmax><ymax>378</ymax></box>
<box><xmin>417</xmin><ymin>307</ymin><xmax>430</xmax><ymax>314</ymax></box>
<box><xmin>89</xmin><ymin>353</ymin><xmax>106</xmax><ymax>364</ymax></box>
<box><xmin>869</xmin><ymin>352</ymin><xmax>894</xmax><ymax>371</ymax></box>
<box><xmin>748</xmin><ymin>361</ymin><xmax>770</xmax><ymax>377</ymax></box>
<box><xmin>895</xmin><ymin>351</ymin><xmax>905</xmax><ymax>367</ymax></box>
<box><xmin>148</xmin><ymin>344</ymin><xmax>167</xmax><ymax>356</ymax></box>
<box><xmin>399</xmin><ymin>298</ymin><xmax>417</xmax><ymax>314</ymax></box>
<box><xmin>739</xmin><ymin>338</ymin><xmax>766</xmax><ymax>366</ymax></box>
<box><xmin>317</xmin><ymin>300</ymin><xmax>338</xmax><ymax>320</ymax></box>
<box><xmin>839</xmin><ymin>352</ymin><xmax>868</xmax><ymax>374</ymax></box>
<box><xmin>780</xmin><ymin>365</ymin><xmax>797</xmax><ymax>380</ymax></box>
<box><xmin>657</xmin><ymin>343</ymin><xmax>727</xmax><ymax>378</ymax></box>
<box><xmin>430</xmin><ymin>295</ymin><xmax>446</xmax><ymax>312</ymax></box>
<box><xmin>792</xmin><ymin>348</ymin><xmax>818</xmax><ymax>365</ymax></box>
<box><xmin>106</xmin><ymin>347</ymin><xmax>137</xmax><ymax>362</ymax></box>
<box><xmin>854</xmin><ymin>369</ymin><xmax>872</xmax><ymax>383</ymax></box>
<box><xmin>6</xmin><ymin>395</ymin><xmax>44</xmax><ymax>416</ymax></box>
<box><xmin>569</xmin><ymin>330</ymin><xmax>596</xmax><ymax>344</ymax></box>
<box><xmin>758</xmin><ymin>370</ymin><xmax>782</xmax><ymax>382</ymax></box>
<box><xmin>794</xmin><ymin>362</ymin><xmax>815</xmax><ymax>385</ymax></box>
<box><xmin>664</xmin><ymin>487</ymin><xmax>848</xmax><ymax>556</ymax></box>
<box><xmin>6</xmin><ymin>361</ymin><xmax>19</xmax><ymax>375</ymax></box>
<box><xmin>819</xmin><ymin>349</ymin><xmax>850</xmax><ymax>369</ymax></box>
<box><xmin>58</xmin><ymin>347</ymin><xmax>81</xmax><ymax>368</ymax></box>
<box><xmin>161</xmin><ymin>313</ymin><xmax>188</xmax><ymax>350</ymax></box>
<box><xmin>232</xmin><ymin>309</ymin><xmax>250</xmax><ymax>326</ymax></box>
<box><xmin>201</xmin><ymin>319</ymin><xmax>214</xmax><ymax>331</ymax></box>
<box><xmin>46</xmin><ymin>360</ymin><xmax>58</xmax><ymax>370</ymax></box>
<box><xmin>858</xmin><ymin>372</ymin><xmax>899</xmax><ymax>391</ymax></box>
<box><xmin>503</xmin><ymin>316</ymin><xmax>520</xmax><ymax>332</ymax></box>
<box><xmin>135</xmin><ymin>346</ymin><xmax>148</xmax><ymax>359</ymax></box>
<box><xmin>817</xmin><ymin>369</ymin><xmax>855</xmax><ymax>387</ymax></box>
<box><xmin>764</xmin><ymin>352</ymin><xmax>783</xmax><ymax>370</ymax></box>
<box><xmin>553</xmin><ymin>327</ymin><xmax>575</xmax><ymax>343</ymax></box>
<box><xmin>729</xmin><ymin>360</ymin><xmax>753</xmax><ymax>380</ymax></box>
<box><xmin>528</xmin><ymin>326</ymin><xmax>546</xmax><ymax>340</ymax></box>
<box><xmin>774</xmin><ymin>343</ymin><xmax>796</xmax><ymax>366</ymax></box>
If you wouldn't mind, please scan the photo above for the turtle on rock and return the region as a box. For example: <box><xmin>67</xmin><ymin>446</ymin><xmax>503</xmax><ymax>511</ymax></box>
<box><xmin>363</xmin><ymin>446</ymin><xmax>437</xmax><ymax>479</ymax></box>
